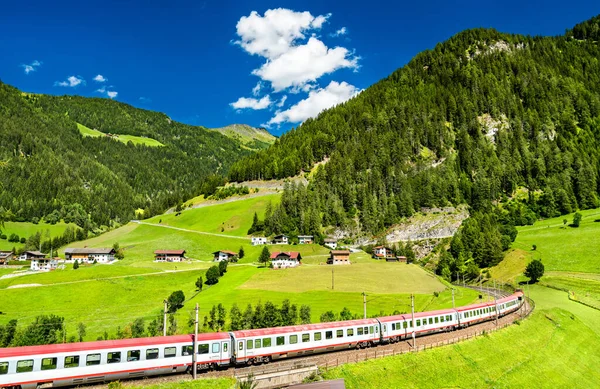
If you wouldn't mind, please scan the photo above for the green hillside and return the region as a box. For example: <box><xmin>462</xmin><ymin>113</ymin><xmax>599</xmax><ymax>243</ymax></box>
<box><xmin>76</xmin><ymin>123</ymin><xmax>164</xmax><ymax>147</ymax></box>
<box><xmin>210</xmin><ymin>124</ymin><xmax>275</xmax><ymax>150</ymax></box>
<box><xmin>0</xmin><ymin>221</ymin><xmax>80</xmax><ymax>251</ymax></box>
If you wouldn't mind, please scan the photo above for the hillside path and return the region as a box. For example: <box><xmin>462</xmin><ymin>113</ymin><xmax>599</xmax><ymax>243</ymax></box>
<box><xmin>133</xmin><ymin>221</ymin><xmax>249</xmax><ymax>240</ymax></box>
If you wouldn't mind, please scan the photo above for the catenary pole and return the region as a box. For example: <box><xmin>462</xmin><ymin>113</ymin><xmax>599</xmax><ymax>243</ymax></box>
<box><xmin>363</xmin><ymin>292</ymin><xmax>367</xmax><ymax>319</ymax></box>
<box><xmin>411</xmin><ymin>294</ymin><xmax>416</xmax><ymax>350</ymax></box>
<box><xmin>163</xmin><ymin>300</ymin><xmax>168</xmax><ymax>336</ymax></box>
<box><xmin>193</xmin><ymin>303</ymin><xmax>198</xmax><ymax>379</ymax></box>
<box><xmin>452</xmin><ymin>288</ymin><xmax>455</xmax><ymax>309</ymax></box>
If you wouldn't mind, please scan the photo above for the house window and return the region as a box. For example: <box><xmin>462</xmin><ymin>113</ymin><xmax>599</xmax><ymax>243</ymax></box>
<box><xmin>302</xmin><ymin>333</ymin><xmax>310</xmax><ymax>343</ymax></box>
<box><xmin>41</xmin><ymin>357</ymin><xmax>57</xmax><ymax>370</ymax></box>
<box><xmin>64</xmin><ymin>356</ymin><xmax>79</xmax><ymax>368</ymax></box>
<box><xmin>246</xmin><ymin>340</ymin><xmax>253</xmax><ymax>350</ymax></box>
<box><xmin>146</xmin><ymin>349</ymin><xmax>159</xmax><ymax>360</ymax></box>
<box><xmin>357</xmin><ymin>327</ymin><xmax>363</xmax><ymax>336</ymax></box>
<box><xmin>128</xmin><ymin>350</ymin><xmax>140</xmax><ymax>362</ymax></box>
<box><xmin>182</xmin><ymin>346</ymin><xmax>193</xmax><ymax>356</ymax></box>
<box><xmin>164</xmin><ymin>347</ymin><xmax>176</xmax><ymax>358</ymax></box>
<box><xmin>314</xmin><ymin>332</ymin><xmax>322</xmax><ymax>341</ymax></box>
<box><xmin>263</xmin><ymin>338</ymin><xmax>272</xmax><ymax>347</ymax></box>
<box><xmin>290</xmin><ymin>335</ymin><xmax>298</xmax><ymax>344</ymax></box>
<box><xmin>337</xmin><ymin>330</ymin><xmax>344</xmax><ymax>338</ymax></box>
<box><xmin>16</xmin><ymin>360</ymin><xmax>34</xmax><ymax>373</ymax></box>
<box><xmin>212</xmin><ymin>343</ymin><xmax>220</xmax><ymax>353</ymax></box>
<box><xmin>86</xmin><ymin>354</ymin><xmax>101</xmax><ymax>366</ymax></box>
<box><xmin>107</xmin><ymin>352</ymin><xmax>121</xmax><ymax>363</ymax></box>
<box><xmin>0</xmin><ymin>362</ymin><xmax>8</xmax><ymax>375</ymax></box>
<box><xmin>277</xmin><ymin>336</ymin><xmax>285</xmax><ymax>346</ymax></box>
<box><xmin>325</xmin><ymin>331</ymin><xmax>333</xmax><ymax>340</ymax></box>
<box><xmin>347</xmin><ymin>328</ymin><xmax>354</xmax><ymax>337</ymax></box>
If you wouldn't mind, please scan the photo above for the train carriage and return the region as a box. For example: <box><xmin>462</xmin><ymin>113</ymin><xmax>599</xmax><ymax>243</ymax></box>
<box><xmin>378</xmin><ymin>308</ymin><xmax>459</xmax><ymax>342</ymax></box>
<box><xmin>231</xmin><ymin>318</ymin><xmax>379</xmax><ymax>365</ymax></box>
<box><xmin>0</xmin><ymin>333</ymin><xmax>230</xmax><ymax>389</ymax></box>
<box><xmin>496</xmin><ymin>291</ymin><xmax>524</xmax><ymax>316</ymax></box>
<box><xmin>456</xmin><ymin>302</ymin><xmax>497</xmax><ymax>327</ymax></box>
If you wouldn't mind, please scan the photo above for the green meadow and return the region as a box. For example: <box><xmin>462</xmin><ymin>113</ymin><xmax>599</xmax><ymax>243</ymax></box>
<box><xmin>0</xmin><ymin>221</ymin><xmax>79</xmax><ymax>251</ymax></box>
<box><xmin>77</xmin><ymin>123</ymin><xmax>164</xmax><ymax>147</ymax></box>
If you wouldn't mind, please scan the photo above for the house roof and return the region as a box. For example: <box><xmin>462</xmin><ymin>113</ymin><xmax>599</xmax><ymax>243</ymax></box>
<box><xmin>154</xmin><ymin>250</ymin><xmax>186</xmax><ymax>255</ymax></box>
<box><xmin>330</xmin><ymin>250</ymin><xmax>350</xmax><ymax>255</ymax></box>
<box><xmin>324</xmin><ymin>238</ymin><xmax>337</xmax><ymax>242</ymax></box>
<box><xmin>64</xmin><ymin>248</ymin><xmax>116</xmax><ymax>255</ymax></box>
<box><xmin>298</xmin><ymin>235</ymin><xmax>314</xmax><ymax>238</ymax></box>
<box><xmin>24</xmin><ymin>251</ymin><xmax>46</xmax><ymax>257</ymax></box>
<box><xmin>213</xmin><ymin>250</ymin><xmax>237</xmax><ymax>256</ymax></box>
<box><xmin>270</xmin><ymin>251</ymin><xmax>301</xmax><ymax>260</ymax></box>
<box><xmin>0</xmin><ymin>252</ymin><xmax>12</xmax><ymax>258</ymax></box>
<box><xmin>273</xmin><ymin>234</ymin><xmax>288</xmax><ymax>239</ymax></box>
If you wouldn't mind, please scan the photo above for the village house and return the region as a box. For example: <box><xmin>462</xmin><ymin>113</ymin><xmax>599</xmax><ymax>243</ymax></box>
<box><xmin>30</xmin><ymin>257</ymin><xmax>58</xmax><ymax>271</ymax></box>
<box><xmin>251</xmin><ymin>237</ymin><xmax>267</xmax><ymax>246</ymax></box>
<box><xmin>324</xmin><ymin>238</ymin><xmax>338</xmax><ymax>249</ymax></box>
<box><xmin>154</xmin><ymin>250</ymin><xmax>187</xmax><ymax>262</ymax></box>
<box><xmin>372</xmin><ymin>246</ymin><xmax>394</xmax><ymax>259</ymax></box>
<box><xmin>64</xmin><ymin>248</ymin><xmax>116</xmax><ymax>264</ymax></box>
<box><xmin>272</xmin><ymin>234</ymin><xmax>289</xmax><ymax>245</ymax></box>
<box><xmin>0</xmin><ymin>251</ymin><xmax>13</xmax><ymax>265</ymax></box>
<box><xmin>298</xmin><ymin>235</ymin><xmax>314</xmax><ymax>244</ymax></box>
<box><xmin>19</xmin><ymin>251</ymin><xmax>47</xmax><ymax>261</ymax></box>
<box><xmin>270</xmin><ymin>252</ymin><xmax>302</xmax><ymax>269</ymax></box>
<box><xmin>327</xmin><ymin>250</ymin><xmax>351</xmax><ymax>265</ymax></box>
<box><xmin>213</xmin><ymin>250</ymin><xmax>238</xmax><ymax>262</ymax></box>
<box><xmin>386</xmin><ymin>255</ymin><xmax>408</xmax><ymax>263</ymax></box>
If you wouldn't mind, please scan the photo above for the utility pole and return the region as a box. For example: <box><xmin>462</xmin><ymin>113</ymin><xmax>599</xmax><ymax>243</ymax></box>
<box><xmin>163</xmin><ymin>300</ymin><xmax>168</xmax><ymax>336</ymax></box>
<box><xmin>411</xmin><ymin>294</ymin><xmax>416</xmax><ymax>350</ymax></box>
<box><xmin>362</xmin><ymin>292</ymin><xmax>367</xmax><ymax>319</ymax></box>
<box><xmin>493</xmin><ymin>280</ymin><xmax>498</xmax><ymax>326</ymax></box>
<box><xmin>332</xmin><ymin>267</ymin><xmax>334</xmax><ymax>290</ymax></box>
<box><xmin>193</xmin><ymin>303</ymin><xmax>198</xmax><ymax>379</ymax></box>
<box><xmin>451</xmin><ymin>288</ymin><xmax>455</xmax><ymax>309</ymax></box>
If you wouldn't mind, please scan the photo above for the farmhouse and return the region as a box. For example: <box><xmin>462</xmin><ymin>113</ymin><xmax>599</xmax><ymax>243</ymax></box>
<box><xmin>19</xmin><ymin>251</ymin><xmax>47</xmax><ymax>261</ymax></box>
<box><xmin>272</xmin><ymin>234</ymin><xmax>289</xmax><ymax>245</ymax></box>
<box><xmin>251</xmin><ymin>237</ymin><xmax>267</xmax><ymax>246</ymax></box>
<box><xmin>64</xmin><ymin>248</ymin><xmax>116</xmax><ymax>263</ymax></box>
<box><xmin>30</xmin><ymin>257</ymin><xmax>58</xmax><ymax>271</ymax></box>
<box><xmin>213</xmin><ymin>250</ymin><xmax>237</xmax><ymax>262</ymax></box>
<box><xmin>298</xmin><ymin>235</ymin><xmax>314</xmax><ymax>244</ymax></box>
<box><xmin>387</xmin><ymin>256</ymin><xmax>408</xmax><ymax>263</ymax></box>
<box><xmin>327</xmin><ymin>250</ymin><xmax>351</xmax><ymax>265</ymax></box>
<box><xmin>373</xmin><ymin>246</ymin><xmax>394</xmax><ymax>259</ymax></box>
<box><xmin>0</xmin><ymin>251</ymin><xmax>13</xmax><ymax>264</ymax></box>
<box><xmin>270</xmin><ymin>252</ymin><xmax>302</xmax><ymax>269</ymax></box>
<box><xmin>154</xmin><ymin>250</ymin><xmax>187</xmax><ymax>262</ymax></box>
<box><xmin>324</xmin><ymin>238</ymin><xmax>337</xmax><ymax>249</ymax></box>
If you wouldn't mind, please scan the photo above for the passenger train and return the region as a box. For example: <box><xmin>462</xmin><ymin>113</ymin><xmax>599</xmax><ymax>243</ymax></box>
<box><xmin>0</xmin><ymin>291</ymin><xmax>523</xmax><ymax>388</ymax></box>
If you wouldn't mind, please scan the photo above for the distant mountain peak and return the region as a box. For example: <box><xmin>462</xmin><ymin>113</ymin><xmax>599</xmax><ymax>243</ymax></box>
<box><xmin>210</xmin><ymin>124</ymin><xmax>276</xmax><ymax>150</ymax></box>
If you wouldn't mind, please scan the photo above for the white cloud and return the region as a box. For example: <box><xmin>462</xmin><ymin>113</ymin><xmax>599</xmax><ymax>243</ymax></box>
<box><xmin>331</xmin><ymin>27</ymin><xmax>347</xmax><ymax>37</ymax></box>
<box><xmin>21</xmin><ymin>60</ymin><xmax>42</xmax><ymax>74</ymax></box>
<box><xmin>277</xmin><ymin>95</ymin><xmax>288</xmax><ymax>108</ymax></box>
<box><xmin>107</xmin><ymin>91</ymin><xmax>118</xmax><ymax>99</ymax></box>
<box><xmin>54</xmin><ymin>75</ymin><xmax>85</xmax><ymax>87</ymax></box>
<box><xmin>253</xmin><ymin>37</ymin><xmax>358</xmax><ymax>91</ymax></box>
<box><xmin>93</xmin><ymin>74</ymin><xmax>107</xmax><ymax>82</ymax></box>
<box><xmin>267</xmin><ymin>81</ymin><xmax>360</xmax><ymax>125</ymax></box>
<box><xmin>230</xmin><ymin>95</ymin><xmax>272</xmax><ymax>110</ymax></box>
<box><xmin>139</xmin><ymin>97</ymin><xmax>152</xmax><ymax>103</ymax></box>
<box><xmin>96</xmin><ymin>86</ymin><xmax>106</xmax><ymax>93</ymax></box>
<box><xmin>252</xmin><ymin>82</ymin><xmax>262</xmax><ymax>96</ymax></box>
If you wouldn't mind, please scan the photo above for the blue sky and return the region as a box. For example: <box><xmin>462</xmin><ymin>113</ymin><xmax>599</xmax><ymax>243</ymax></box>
<box><xmin>1</xmin><ymin>1</ymin><xmax>598</xmax><ymax>135</ymax></box>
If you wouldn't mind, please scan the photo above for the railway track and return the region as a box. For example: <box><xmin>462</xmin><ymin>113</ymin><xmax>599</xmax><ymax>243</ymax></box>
<box><xmin>98</xmin><ymin>291</ymin><xmax>532</xmax><ymax>388</ymax></box>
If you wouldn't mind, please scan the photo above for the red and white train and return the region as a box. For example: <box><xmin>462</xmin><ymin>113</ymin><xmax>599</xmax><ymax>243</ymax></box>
<box><xmin>0</xmin><ymin>291</ymin><xmax>523</xmax><ymax>389</ymax></box>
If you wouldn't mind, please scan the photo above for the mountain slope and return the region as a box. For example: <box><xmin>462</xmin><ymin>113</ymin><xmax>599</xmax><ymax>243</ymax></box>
<box><xmin>210</xmin><ymin>124</ymin><xmax>275</xmax><ymax>150</ymax></box>
<box><xmin>0</xmin><ymin>84</ymin><xmax>254</xmax><ymax>228</ymax></box>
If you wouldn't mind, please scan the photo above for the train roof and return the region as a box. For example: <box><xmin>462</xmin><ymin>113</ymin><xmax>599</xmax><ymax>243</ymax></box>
<box><xmin>496</xmin><ymin>291</ymin><xmax>523</xmax><ymax>304</ymax></box>
<box><xmin>377</xmin><ymin>308</ymin><xmax>457</xmax><ymax>323</ymax></box>
<box><xmin>456</xmin><ymin>301</ymin><xmax>495</xmax><ymax>312</ymax></box>
<box><xmin>232</xmin><ymin>318</ymin><xmax>379</xmax><ymax>338</ymax></box>
<box><xmin>0</xmin><ymin>332</ymin><xmax>229</xmax><ymax>358</ymax></box>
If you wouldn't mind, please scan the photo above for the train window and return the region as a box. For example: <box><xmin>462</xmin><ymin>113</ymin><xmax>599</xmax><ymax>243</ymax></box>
<box><xmin>146</xmin><ymin>348</ymin><xmax>159</xmax><ymax>360</ymax></box>
<box><xmin>357</xmin><ymin>327</ymin><xmax>363</xmax><ymax>335</ymax></box>
<box><xmin>246</xmin><ymin>340</ymin><xmax>253</xmax><ymax>350</ymax></box>
<box><xmin>369</xmin><ymin>326</ymin><xmax>374</xmax><ymax>334</ymax></box>
<box><xmin>336</xmin><ymin>330</ymin><xmax>343</xmax><ymax>338</ymax></box>
<box><xmin>164</xmin><ymin>347</ymin><xmax>176</xmax><ymax>358</ymax></box>
<box><xmin>182</xmin><ymin>346</ymin><xmax>193</xmax><ymax>356</ymax></box>
<box><xmin>41</xmin><ymin>357</ymin><xmax>57</xmax><ymax>370</ymax></box>
<box><xmin>391</xmin><ymin>323</ymin><xmax>395</xmax><ymax>331</ymax></box>
<box><xmin>212</xmin><ymin>343</ymin><xmax>220</xmax><ymax>353</ymax></box>
<box><xmin>290</xmin><ymin>335</ymin><xmax>298</xmax><ymax>344</ymax></box>
<box><xmin>314</xmin><ymin>332</ymin><xmax>322</xmax><ymax>341</ymax></box>
<box><xmin>347</xmin><ymin>328</ymin><xmax>354</xmax><ymax>337</ymax></box>
<box><xmin>224</xmin><ymin>343</ymin><xmax>228</xmax><ymax>353</ymax></box>
<box><xmin>64</xmin><ymin>356</ymin><xmax>79</xmax><ymax>368</ymax></box>
<box><xmin>263</xmin><ymin>338</ymin><xmax>272</xmax><ymax>347</ymax></box>
<box><xmin>128</xmin><ymin>350</ymin><xmax>140</xmax><ymax>362</ymax></box>
<box><xmin>440</xmin><ymin>316</ymin><xmax>445</xmax><ymax>323</ymax></box>
<box><xmin>107</xmin><ymin>352</ymin><xmax>121</xmax><ymax>364</ymax></box>
<box><xmin>403</xmin><ymin>322</ymin><xmax>408</xmax><ymax>329</ymax></box>
<box><xmin>325</xmin><ymin>331</ymin><xmax>333</xmax><ymax>340</ymax></box>
<box><xmin>86</xmin><ymin>354</ymin><xmax>101</xmax><ymax>366</ymax></box>
<box><xmin>416</xmin><ymin>319</ymin><xmax>421</xmax><ymax>327</ymax></box>
<box><xmin>302</xmin><ymin>334</ymin><xmax>310</xmax><ymax>343</ymax></box>
<box><xmin>0</xmin><ymin>362</ymin><xmax>7</xmax><ymax>375</ymax></box>
<box><xmin>255</xmin><ymin>339</ymin><xmax>261</xmax><ymax>349</ymax></box>
<box><xmin>447</xmin><ymin>315</ymin><xmax>452</xmax><ymax>321</ymax></box>
<box><xmin>16</xmin><ymin>360</ymin><xmax>33</xmax><ymax>373</ymax></box>
<box><xmin>435</xmin><ymin>317</ymin><xmax>439</xmax><ymax>324</ymax></box>
<box><xmin>428</xmin><ymin>318</ymin><xmax>433</xmax><ymax>325</ymax></box>
<box><xmin>239</xmin><ymin>342</ymin><xmax>244</xmax><ymax>351</ymax></box>
<box><xmin>277</xmin><ymin>336</ymin><xmax>285</xmax><ymax>346</ymax></box>
<box><xmin>375</xmin><ymin>326</ymin><xmax>378</xmax><ymax>333</ymax></box>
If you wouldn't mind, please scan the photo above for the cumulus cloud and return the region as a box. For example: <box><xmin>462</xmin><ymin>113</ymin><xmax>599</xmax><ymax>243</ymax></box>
<box><xmin>267</xmin><ymin>81</ymin><xmax>360</xmax><ymax>126</ymax></box>
<box><xmin>21</xmin><ymin>60</ymin><xmax>42</xmax><ymax>74</ymax></box>
<box><xmin>95</xmin><ymin>85</ymin><xmax>118</xmax><ymax>99</ymax></box>
<box><xmin>55</xmin><ymin>75</ymin><xmax>85</xmax><ymax>87</ymax></box>
<box><xmin>276</xmin><ymin>95</ymin><xmax>288</xmax><ymax>108</ymax></box>
<box><xmin>252</xmin><ymin>82</ymin><xmax>262</xmax><ymax>96</ymax></box>
<box><xmin>107</xmin><ymin>91</ymin><xmax>118</xmax><ymax>99</ymax></box>
<box><xmin>230</xmin><ymin>95</ymin><xmax>272</xmax><ymax>110</ymax></box>
<box><xmin>93</xmin><ymin>74</ymin><xmax>107</xmax><ymax>82</ymax></box>
<box><xmin>331</xmin><ymin>27</ymin><xmax>347</xmax><ymax>37</ymax></box>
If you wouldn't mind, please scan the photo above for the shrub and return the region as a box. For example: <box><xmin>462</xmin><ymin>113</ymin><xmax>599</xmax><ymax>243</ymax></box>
<box><xmin>0</xmin><ymin>234</ymin><xmax>6</xmax><ymax>240</ymax></box>
<box><xmin>73</xmin><ymin>260</ymin><xmax>79</xmax><ymax>270</ymax></box>
<box><xmin>19</xmin><ymin>237</ymin><xmax>25</xmax><ymax>244</ymax></box>
<box><xmin>8</xmin><ymin>234</ymin><xmax>19</xmax><ymax>243</ymax></box>
<box><xmin>167</xmin><ymin>291</ymin><xmax>185</xmax><ymax>313</ymax></box>
<box><xmin>525</xmin><ymin>259</ymin><xmax>545</xmax><ymax>283</ymax></box>
<box><xmin>572</xmin><ymin>212</ymin><xmax>582</xmax><ymax>227</ymax></box>
<box><xmin>219</xmin><ymin>260</ymin><xmax>228</xmax><ymax>275</ymax></box>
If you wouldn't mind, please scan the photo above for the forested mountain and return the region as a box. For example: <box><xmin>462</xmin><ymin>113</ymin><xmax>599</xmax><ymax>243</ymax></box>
<box><xmin>210</xmin><ymin>124</ymin><xmax>276</xmax><ymax>151</ymax></box>
<box><xmin>0</xmin><ymin>84</ymin><xmax>254</xmax><ymax>228</ymax></box>
<box><xmin>232</xmin><ymin>16</ymin><xmax>600</xmax><ymax>274</ymax></box>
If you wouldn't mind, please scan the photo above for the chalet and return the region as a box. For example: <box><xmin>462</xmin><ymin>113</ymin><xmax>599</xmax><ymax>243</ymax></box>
<box><xmin>154</xmin><ymin>250</ymin><xmax>187</xmax><ymax>262</ymax></box>
<box><xmin>386</xmin><ymin>255</ymin><xmax>408</xmax><ymax>263</ymax></box>
<box><xmin>30</xmin><ymin>257</ymin><xmax>58</xmax><ymax>271</ymax></box>
<box><xmin>0</xmin><ymin>251</ymin><xmax>13</xmax><ymax>264</ymax></box>
<box><xmin>19</xmin><ymin>251</ymin><xmax>47</xmax><ymax>261</ymax></box>
<box><xmin>298</xmin><ymin>235</ymin><xmax>314</xmax><ymax>244</ymax></box>
<box><xmin>251</xmin><ymin>237</ymin><xmax>267</xmax><ymax>246</ymax></box>
<box><xmin>213</xmin><ymin>250</ymin><xmax>237</xmax><ymax>262</ymax></box>
<box><xmin>324</xmin><ymin>238</ymin><xmax>338</xmax><ymax>249</ymax></box>
<box><xmin>272</xmin><ymin>234</ymin><xmax>289</xmax><ymax>245</ymax></box>
<box><xmin>373</xmin><ymin>246</ymin><xmax>394</xmax><ymax>259</ymax></box>
<box><xmin>327</xmin><ymin>250</ymin><xmax>351</xmax><ymax>265</ymax></box>
<box><xmin>64</xmin><ymin>248</ymin><xmax>116</xmax><ymax>264</ymax></box>
<box><xmin>270</xmin><ymin>252</ymin><xmax>302</xmax><ymax>269</ymax></box>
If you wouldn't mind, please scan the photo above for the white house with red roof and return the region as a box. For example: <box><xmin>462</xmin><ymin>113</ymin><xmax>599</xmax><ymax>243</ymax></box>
<box><xmin>154</xmin><ymin>250</ymin><xmax>187</xmax><ymax>262</ymax></box>
<box><xmin>373</xmin><ymin>246</ymin><xmax>394</xmax><ymax>259</ymax></box>
<box><xmin>213</xmin><ymin>250</ymin><xmax>238</xmax><ymax>262</ymax></box>
<box><xmin>270</xmin><ymin>252</ymin><xmax>302</xmax><ymax>269</ymax></box>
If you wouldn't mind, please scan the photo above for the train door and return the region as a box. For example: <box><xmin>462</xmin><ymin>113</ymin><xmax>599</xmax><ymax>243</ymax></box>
<box><xmin>235</xmin><ymin>338</ymin><xmax>245</xmax><ymax>363</ymax></box>
<box><xmin>221</xmin><ymin>340</ymin><xmax>229</xmax><ymax>365</ymax></box>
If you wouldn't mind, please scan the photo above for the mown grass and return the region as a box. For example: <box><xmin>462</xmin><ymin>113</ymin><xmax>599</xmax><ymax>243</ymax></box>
<box><xmin>124</xmin><ymin>378</ymin><xmax>235</xmax><ymax>389</ymax></box>
<box><xmin>77</xmin><ymin>123</ymin><xmax>164</xmax><ymax>147</ymax></box>
<box><xmin>0</xmin><ymin>221</ymin><xmax>79</xmax><ymax>250</ymax></box>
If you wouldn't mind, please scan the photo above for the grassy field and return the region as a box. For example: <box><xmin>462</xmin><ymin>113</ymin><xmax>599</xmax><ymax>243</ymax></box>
<box><xmin>0</xmin><ymin>221</ymin><xmax>79</xmax><ymax>251</ymax></box>
<box><xmin>125</xmin><ymin>378</ymin><xmax>235</xmax><ymax>389</ymax></box>
<box><xmin>77</xmin><ymin>123</ymin><xmax>164</xmax><ymax>147</ymax></box>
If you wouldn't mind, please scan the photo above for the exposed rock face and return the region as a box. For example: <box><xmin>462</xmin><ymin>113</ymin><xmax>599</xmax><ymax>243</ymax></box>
<box><xmin>383</xmin><ymin>206</ymin><xmax>469</xmax><ymax>243</ymax></box>
<box><xmin>478</xmin><ymin>113</ymin><xmax>509</xmax><ymax>143</ymax></box>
